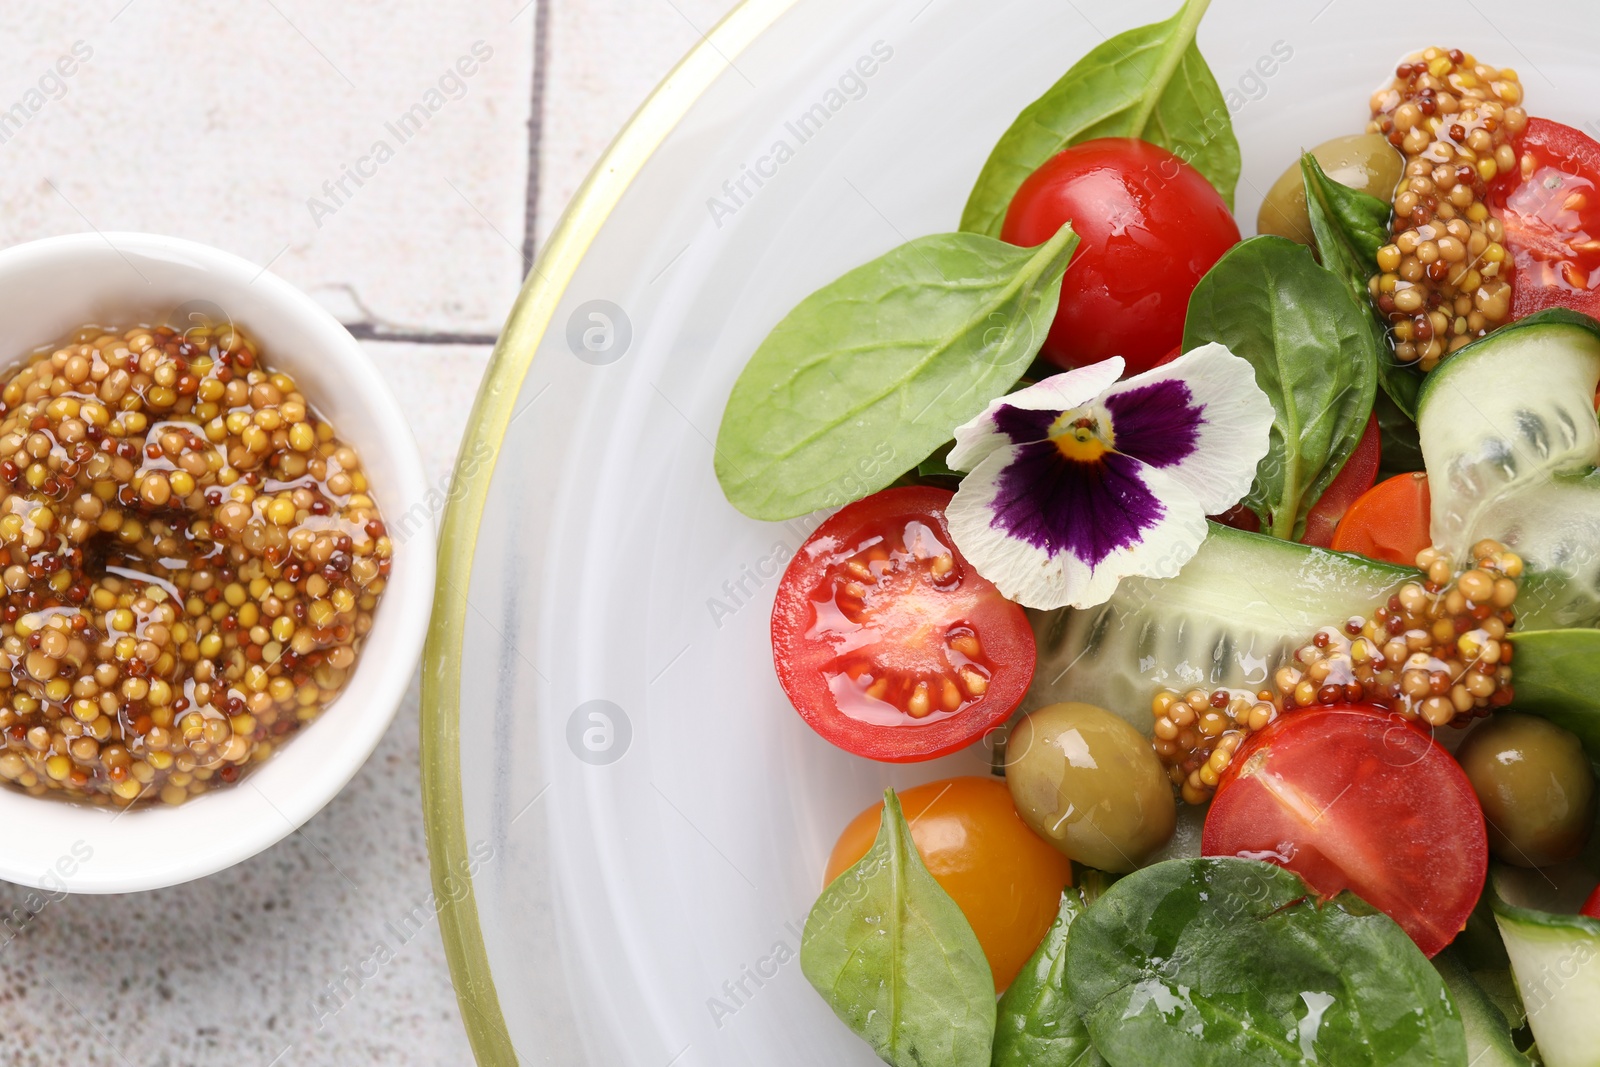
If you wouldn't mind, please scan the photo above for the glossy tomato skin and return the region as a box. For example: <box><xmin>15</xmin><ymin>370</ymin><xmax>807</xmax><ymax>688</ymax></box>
<box><xmin>1330</xmin><ymin>471</ymin><xmax>1431</xmax><ymax>567</ymax></box>
<box><xmin>1203</xmin><ymin>704</ymin><xmax>1487</xmax><ymax>958</ymax></box>
<box><xmin>1002</xmin><ymin>138</ymin><xmax>1240</xmax><ymax>375</ymax></box>
<box><xmin>1494</xmin><ymin>118</ymin><xmax>1600</xmax><ymax>320</ymax></box>
<box><xmin>771</xmin><ymin>486</ymin><xmax>1035</xmax><ymax>763</ymax></box>
<box><xmin>1301</xmin><ymin>414</ymin><xmax>1381</xmax><ymax>548</ymax></box>
<box><xmin>1581</xmin><ymin>884</ymin><xmax>1600</xmax><ymax>920</ymax></box>
<box><xmin>824</xmin><ymin>777</ymin><xmax>1072</xmax><ymax>990</ymax></box>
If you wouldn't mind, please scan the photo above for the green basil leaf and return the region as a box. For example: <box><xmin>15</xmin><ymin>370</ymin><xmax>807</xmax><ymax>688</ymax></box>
<box><xmin>800</xmin><ymin>789</ymin><xmax>995</xmax><ymax>1067</ymax></box>
<box><xmin>959</xmin><ymin>0</ymin><xmax>1238</xmax><ymax>238</ymax></box>
<box><xmin>716</xmin><ymin>224</ymin><xmax>1078</xmax><ymax>521</ymax></box>
<box><xmin>992</xmin><ymin>888</ymin><xmax>1105</xmax><ymax>1067</ymax></box>
<box><xmin>1301</xmin><ymin>152</ymin><xmax>1423</xmax><ymax>418</ymax></box>
<box><xmin>1064</xmin><ymin>857</ymin><xmax>1467</xmax><ymax>1067</ymax></box>
<box><xmin>1182</xmin><ymin>235</ymin><xmax>1379</xmax><ymax>540</ymax></box>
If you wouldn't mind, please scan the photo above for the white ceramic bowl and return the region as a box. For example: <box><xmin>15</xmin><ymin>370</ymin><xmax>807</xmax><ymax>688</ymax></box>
<box><xmin>0</xmin><ymin>232</ymin><xmax>434</xmax><ymax>893</ymax></box>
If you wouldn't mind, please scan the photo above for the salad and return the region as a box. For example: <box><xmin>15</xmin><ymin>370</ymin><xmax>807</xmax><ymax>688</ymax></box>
<box><xmin>714</xmin><ymin>2</ymin><xmax>1600</xmax><ymax>1065</ymax></box>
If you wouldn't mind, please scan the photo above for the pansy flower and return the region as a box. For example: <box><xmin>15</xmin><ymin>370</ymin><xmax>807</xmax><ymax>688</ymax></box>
<box><xmin>945</xmin><ymin>343</ymin><xmax>1273</xmax><ymax>610</ymax></box>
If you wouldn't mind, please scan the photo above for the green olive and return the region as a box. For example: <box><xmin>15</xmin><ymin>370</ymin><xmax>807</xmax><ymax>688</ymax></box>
<box><xmin>1457</xmin><ymin>714</ymin><xmax>1596</xmax><ymax>868</ymax></box>
<box><xmin>1257</xmin><ymin>133</ymin><xmax>1404</xmax><ymax>247</ymax></box>
<box><xmin>1005</xmin><ymin>701</ymin><xmax>1175</xmax><ymax>872</ymax></box>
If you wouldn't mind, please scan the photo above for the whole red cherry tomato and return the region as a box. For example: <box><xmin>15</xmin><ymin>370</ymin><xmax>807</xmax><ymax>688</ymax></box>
<box><xmin>1002</xmin><ymin>138</ymin><xmax>1240</xmax><ymax>374</ymax></box>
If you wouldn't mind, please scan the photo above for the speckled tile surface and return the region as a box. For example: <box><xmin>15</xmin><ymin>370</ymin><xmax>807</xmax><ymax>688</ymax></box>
<box><xmin>0</xmin><ymin>0</ymin><xmax>733</xmax><ymax>1062</ymax></box>
<box><xmin>536</xmin><ymin>0</ymin><xmax>754</xmax><ymax>247</ymax></box>
<box><xmin>0</xmin><ymin>0</ymin><xmax>533</xmax><ymax>336</ymax></box>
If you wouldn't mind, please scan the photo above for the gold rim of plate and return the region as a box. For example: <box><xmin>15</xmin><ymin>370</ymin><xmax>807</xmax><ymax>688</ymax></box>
<box><xmin>418</xmin><ymin>1</ymin><xmax>799</xmax><ymax>1061</ymax></box>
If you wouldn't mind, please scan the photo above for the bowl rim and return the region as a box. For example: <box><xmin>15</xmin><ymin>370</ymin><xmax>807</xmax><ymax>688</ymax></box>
<box><xmin>0</xmin><ymin>230</ymin><xmax>436</xmax><ymax>894</ymax></box>
<box><xmin>416</xmin><ymin>0</ymin><xmax>795</xmax><ymax>1060</ymax></box>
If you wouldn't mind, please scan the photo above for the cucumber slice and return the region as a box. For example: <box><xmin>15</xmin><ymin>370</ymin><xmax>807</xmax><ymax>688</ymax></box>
<box><xmin>1492</xmin><ymin>863</ymin><xmax>1600</xmax><ymax>1067</ymax></box>
<box><xmin>1027</xmin><ymin>523</ymin><xmax>1415</xmax><ymax>733</ymax></box>
<box><xmin>1418</xmin><ymin>309</ymin><xmax>1600</xmax><ymax>626</ymax></box>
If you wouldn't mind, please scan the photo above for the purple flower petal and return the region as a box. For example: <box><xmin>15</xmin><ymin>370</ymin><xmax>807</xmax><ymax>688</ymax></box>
<box><xmin>1100</xmin><ymin>343</ymin><xmax>1277</xmax><ymax>514</ymax></box>
<box><xmin>989</xmin><ymin>444</ymin><xmax>1165</xmax><ymax>567</ymax></box>
<box><xmin>946</xmin><ymin>445</ymin><xmax>1207</xmax><ymax>610</ymax></box>
<box><xmin>992</xmin><ymin>404</ymin><xmax>1060</xmax><ymax>445</ymax></box>
<box><xmin>948</xmin><ymin>358</ymin><xmax>1123</xmax><ymax>473</ymax></box>
<box><xmin>944</xmin><ymin>343</ymin><xmax>1272</xmax><ymax>610</ymax></box>
<box><xmin>1103</xmin><ymin>378</ymin><xmax>1202</xmax><ymax>470</ymax></box>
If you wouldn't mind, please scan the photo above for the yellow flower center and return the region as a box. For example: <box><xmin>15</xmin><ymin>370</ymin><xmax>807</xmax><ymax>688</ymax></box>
<box><xmin>1050</xmin><ymin>412</ymin><xmax>1113</xmax><ymax>462</ymax></box>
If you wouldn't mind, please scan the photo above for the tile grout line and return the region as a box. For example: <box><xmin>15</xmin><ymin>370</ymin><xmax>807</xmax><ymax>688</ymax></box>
<box><xmin>342</xmin><ymin>323</ymin><xmax>500</xmax><ymax>345</ymax></box>
<box><xmin>521</xmin><ymin>0</ymin><xmax>553</xmax><ymax>275</ymax></box>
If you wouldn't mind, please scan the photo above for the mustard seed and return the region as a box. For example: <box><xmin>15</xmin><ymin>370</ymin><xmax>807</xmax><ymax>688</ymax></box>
<box><xmin>1367</xmin><ymin>48</ymin><xmax>1523</xmax><ymax>369</ymax></box>
<box><xmin>1154</xmin><ymin>541</ymin><xmax>1523</xmax><ymax>804</ymax></box>
<box><xmin>0</xmin><ymin>322</ymin><xmax>390</xmax><ymax>807</ymax></box>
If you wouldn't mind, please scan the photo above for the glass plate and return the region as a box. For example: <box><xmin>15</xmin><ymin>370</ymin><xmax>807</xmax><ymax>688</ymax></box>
<box><xmin>422</xmin><ymin>1</ymin><xmax>1598</xmax><ymax>1062</ymax></box>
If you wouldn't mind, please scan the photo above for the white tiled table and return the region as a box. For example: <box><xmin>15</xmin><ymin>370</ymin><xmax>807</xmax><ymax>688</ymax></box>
<box><xmin>0</xmin><ymin>2</ymin><xmax>735</xmax><ymax>1062</ymax></box>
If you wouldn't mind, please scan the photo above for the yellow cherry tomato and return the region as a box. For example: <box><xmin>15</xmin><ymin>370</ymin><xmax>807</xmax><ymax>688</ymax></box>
<box><xmin>823</xmin><ymin>776</ymin><xmax>1072</xmax><ymax>991</ymax></box>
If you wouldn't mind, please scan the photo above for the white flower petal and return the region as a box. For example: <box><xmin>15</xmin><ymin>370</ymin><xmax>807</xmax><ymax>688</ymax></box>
<box><xmin>947</xmin><ymin>357</ymin><xmax>1125</xmax><ymax>472</ymax></box>
<box><xmin>1102</xmin><ymin>342</ymin><xmax>1273</xmax><ymax>514</ymax></box>
<box><xmin>946</xmin><ymin>442</ymin><xmax>1208</xmax><ymax>611</ymax></box>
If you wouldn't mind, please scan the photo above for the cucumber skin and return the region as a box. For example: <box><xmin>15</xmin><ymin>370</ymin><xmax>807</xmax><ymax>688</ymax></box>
<box><xmin>1493</xmin><ymin>913</ymin><xmax>1600</xmax><ymax>1067</ymax></box>
<box><xmin>1416</xmin><ymin>308</ymin><xmax>1600</xmax><ymax>413</ymax></box>
<box><xmin>1418</xmin><ymin>309</ymin><xmax>1600</xmax><ymax>626</ymax></box>
<box><xmin>1491</xmin><ymin>872</ymin><xmax>1600</xmax><ymax>1067</ymax></box>
<box><xmin>1026</xmin><ymin>524</ymin><xmax>1414</xmax><ymax>734</ymax></box>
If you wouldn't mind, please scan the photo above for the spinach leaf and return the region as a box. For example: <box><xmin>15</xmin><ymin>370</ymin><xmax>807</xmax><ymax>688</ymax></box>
<box><xmin>910</xmin><ymin>362</ymin><xmax>1060</xmax><ymax>484</ymax></box>
<box><xmin>1502</xmin><ymin>629</ymin><xmax>1600</xmax><ymax>763</ymax></box>
<box><xmin>915</xmin><ymin>442</ymin><xmax>960</xmax><ymax>482</ymax></box>
<box><xmin>992</xmin><ymin>888</ymin><xmax>1105</xmax><ymax>1067</ymax></box>
<box><xmin>800</xmin><ymin>789</ymin><xmax>995</xmax><ymax>1067</ymax></box>
<box><xmin>1301</xmin><ymin>152</ymin><xmax>1390</xmax><ymax>269</ymax></box>
<box><xmin>1432</xmin><ymin>947</ymin><xmax>1533</xmax><ymax>1065</ymax></box>
<box><xmin>959</xmin><ymin>0</ymin><xmax>1237</xmax><ymax>238</ymax></box>
<box><xmin>1182</xmin><ymin>236</ymin><xmax>1379</xmax><ymax>540</ymax></box>
<box><xmin>1373</xmin><ymin>389</ymin><xmax>1425</xmax><ymax>480</ymax></box>
<box><xmin>1073</xmin><ymin>865</ymin><xmax>1120</xmax><ymax>906</ymax></box>
<box><xmin>1455</xmin><ymin>895</ymin><xmax>1529</xmax><ymax>1038</ymax></box>
<box><xmin>1301</xmin><ymin>152</ymin><xmax>1423</xmax><ymax>418</ymax></box>
<box><xmin>1064</xmin><ymin>858</ymin><xmax>1466</xmax><ymax>1067</ymax></box>
<box><xmin>716</xmin><ymin>224</ymin><xmax>1078</xmax><ymax>521</ymax></box>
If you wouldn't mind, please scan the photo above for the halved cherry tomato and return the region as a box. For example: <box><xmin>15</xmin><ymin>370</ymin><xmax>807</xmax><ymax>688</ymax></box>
<box><xmin>1301</xmin><ymin>414</ymin><xmax>1382</xmax><ymax>548</ymax></box>
<box><xmin>824</xmin><ymin>777</ymin><xmax>1071</xmax><ymax>990</ymax></box>
<box><xmin>1581</xmin><ymin>884</ymin><xmax>1600</xmax><ymax>919</ymax></box>
<box><xmin>1002</xmin><ymin>138</ymin><xmax>1240</xmax><ymax>375</ymax></box>
<box><xmin>1203</xmin><ymin>704</ymin><xmax>1487</xmax><ymax>957</ymax></box>
<box><xmin>1329</xmin><ymin>471</ymin><xmax>1431</xmax><ymax>566</ymax></box>
<box><xmin>771</xmin><ymin>487</ymin><xmax>1035</xmax><ymax>763</ymax></box>
<box><xmin>1494</xmin><ymin>118</ymin><xmax>1600</xmax><ymax>320</ymax></box>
